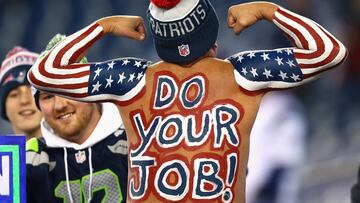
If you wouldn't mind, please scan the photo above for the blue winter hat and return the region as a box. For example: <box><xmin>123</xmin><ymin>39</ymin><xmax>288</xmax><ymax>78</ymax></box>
<box><xmin>147</xmin><ymin>0</ymin><xmax>219</xmax><ymax>64</ymax></box>
<box><xmin>0</xmin><ymin>46</ymin><xmax>39</xmax><ymax>120</ymax></box>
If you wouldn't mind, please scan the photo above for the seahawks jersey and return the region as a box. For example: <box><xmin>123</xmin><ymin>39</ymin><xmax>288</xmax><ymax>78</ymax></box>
<box><xmin>26</xmin><ymin>127</ymin><xmax>127</xmax><ymax>203</ymax></box>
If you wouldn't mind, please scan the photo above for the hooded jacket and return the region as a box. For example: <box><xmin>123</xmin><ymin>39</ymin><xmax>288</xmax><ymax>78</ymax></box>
<box><xmin>26</xmin><ymin>103</ymin><xmax>128</xmax><ymax>203</ymax></box>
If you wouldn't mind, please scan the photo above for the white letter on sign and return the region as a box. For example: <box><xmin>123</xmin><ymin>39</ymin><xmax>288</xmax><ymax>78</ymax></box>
<box><xmin>0</xmin><ymin>155</ymin><xmax>10</xmax><ymax>195</ymax></box>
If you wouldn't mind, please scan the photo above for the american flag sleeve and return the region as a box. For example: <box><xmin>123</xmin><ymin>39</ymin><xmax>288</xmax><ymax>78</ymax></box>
<box><xmin>227</xmin><ymin>7</ymin><xmax>348</xmax><ymax>91</ymax></box>
<box><xmin>28</xmin><ymin>23</ymin><xmax>149</xmax><ymax>103</ymax></box>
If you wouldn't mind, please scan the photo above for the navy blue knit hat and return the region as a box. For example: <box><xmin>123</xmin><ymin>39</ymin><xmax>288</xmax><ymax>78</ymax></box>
<box><xmin>0</xmin><ymin>46</ymin><xmax>39</xmax><ymax>120</ymax></box>
<box><xmin>147</xmin><ymin>0</ymin><xmax>219</xmax><ymax>64</ymax></box>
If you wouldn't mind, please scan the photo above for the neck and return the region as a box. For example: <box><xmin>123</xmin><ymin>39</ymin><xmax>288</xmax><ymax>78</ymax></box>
<box><xmin>12</xmin><ymin>126</ymin><xmax>41</xmax><ymax>141</ymax></box>
<box><xmin>182</xmin><ymin>46</ymin><xmax>217</xmax><ymax>67</ymax></box>
<box><xmin>70</xmin><ymin>106</ymin><xmax>102</xmax><ymax>145</ymax></box>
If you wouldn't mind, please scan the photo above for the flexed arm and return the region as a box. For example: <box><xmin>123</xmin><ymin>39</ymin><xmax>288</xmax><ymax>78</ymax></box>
<box><xmin>226</xmin><ymin>2</ymin><xmax>348</xmax><ymax>91</ymax></box>
<box><xmin>28</xmin><ymin>16</ymin><xmax>149</xmax><ymax>103</ymax></box>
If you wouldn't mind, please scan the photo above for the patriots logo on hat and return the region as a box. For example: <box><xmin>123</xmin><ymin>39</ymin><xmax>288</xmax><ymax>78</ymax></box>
<box><xmin>2</xmin><ymin>74</ymin><xmax>14</xmax><ymax>85</ymax></box>
<box><xmin>178</xmin><ymin>44</ymin><xmax>190</xmax><ymax>57</ymax></box>
<box><xmin>2</xmin><ymin>70</ymin><xmax>26</xmax><ymax>85</ymax></box>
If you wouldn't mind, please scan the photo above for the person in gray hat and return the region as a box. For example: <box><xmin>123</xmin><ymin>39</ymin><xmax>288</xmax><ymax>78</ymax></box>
<box><xmin>26</xmin><ymin>34</ymin><xmax>128</xmax><ymax>202</ymax></box>
<box><xmin>0</xmin><ymin>46</ymin><xmax>42</xmax><ymax>140</ymax></box>
<box><xmin>27</xmin><ymin>1</ymin><xmax>347</xmax><ymax>202</ymax></box>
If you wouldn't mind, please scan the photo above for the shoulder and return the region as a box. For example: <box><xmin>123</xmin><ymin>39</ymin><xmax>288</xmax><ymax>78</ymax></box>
<box><xmin>26</xmin><ymin>137</ymin><xmax>47</xmax><ymax>153</ymax></box>
<box><xmin>89</xmin><ymin>57</ymin><xmax>151</xmax><ymax>78</ymax></box>
<box><xmin>226</xmin><ymin>49</ymin><xmax>303</xmax><ymax>91</ymax></box>
<box><xmin>26</xmin><ymin>137</ymin><xmax>56</xmax><ymax>171</ymax></box>
<box><xmin>88</xmin><ymin>57</ymin><xmax>152</xmax><ymax>102</ymax></box>
<box><xmin>103</xmin><ymin>126</ymin><xmax>128</xmax><ymax>156</ymax></box>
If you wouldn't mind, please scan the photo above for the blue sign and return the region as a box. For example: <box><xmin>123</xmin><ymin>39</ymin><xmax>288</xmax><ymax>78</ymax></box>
<box><xmin>0</xmin><ymin>135</ymin><xmax>26</xmax><ymax>203</ymax></box>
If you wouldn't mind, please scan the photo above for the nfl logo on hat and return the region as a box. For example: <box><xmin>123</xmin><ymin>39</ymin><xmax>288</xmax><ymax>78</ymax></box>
<box><xmin>178</xmin><ymin>44</ymin><xmax>190</xmax><ymax>57</ymax></box>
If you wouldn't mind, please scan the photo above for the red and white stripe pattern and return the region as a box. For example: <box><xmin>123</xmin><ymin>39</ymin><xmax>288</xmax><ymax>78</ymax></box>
<box><xmin>228</xmin><ymin>7</ymin><xmax>347</xmax><ymax>91</ymax></box>
<box><xmin>273</xmin><ymin>7</ymin><xmax>347</xmax><ymax>80</ymax></box>
<box><xmin>28</xmin><ymin>23</ymin><xmax>150</xmax><ymax>103</ymax></box>
<box><xmin>28</xmin><ymin>23</ymin><xmax>106</xmax><ymax>101</ymax></box>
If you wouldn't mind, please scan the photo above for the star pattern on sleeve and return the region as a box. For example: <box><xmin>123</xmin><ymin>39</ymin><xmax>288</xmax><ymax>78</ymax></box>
<box><xmin>227</xmin><ymin>49</ymin><xmax>303</xmax><ymax>86</ymax></box>
<box><xmin>88</xmin><ymin>58</ymin><xmax>150</xmax><ymax>96</ymax></box>
<box><xmin>107</xmin><ymin>61</ymin><xmax>116</xmax><ymax>70</ymax></box>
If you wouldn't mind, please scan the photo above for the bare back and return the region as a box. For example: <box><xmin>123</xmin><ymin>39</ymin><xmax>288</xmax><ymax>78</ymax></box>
<box><xmin>118</xmin><ymin>57</ymin><xmax>263</xmax><ymax>202</ymax></box>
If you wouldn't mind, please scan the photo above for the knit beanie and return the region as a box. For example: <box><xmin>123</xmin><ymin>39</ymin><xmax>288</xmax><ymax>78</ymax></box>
<box><xmin>31</xmin><ymin>34</ymin><xmax>88</xmax><ymax>109</ymax></box>
<box><xmin>0</xmin><ymin>46</ymin><xmax>39</xmax><ymax>120</ymax></box>
<box><xmin>147</xmin><ymin>0</ymin><xmax>219</xmax><ymax>64</ymax></box>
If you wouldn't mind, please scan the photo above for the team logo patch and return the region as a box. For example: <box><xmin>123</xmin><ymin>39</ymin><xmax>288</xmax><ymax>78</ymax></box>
<box><xmin>75</xmin><ymin>150</ymin><xmax>86</xmax><ymax>164</ymax></box>
<box><xmin>3</xmin><ymin>70</ymin><xmax>26</xmax><ymax>85</ymax></box>
<box><xmin>178</xmin><ymin>44</ymin><xmax>190</xmax><ymax>57</ymax></box>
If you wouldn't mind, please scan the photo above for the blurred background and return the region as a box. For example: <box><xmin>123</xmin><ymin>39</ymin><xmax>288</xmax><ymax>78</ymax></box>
<box><xmin>0</xmin><ymin>0</ymin><xmax>359</xmax><ymax>202</ymax></box>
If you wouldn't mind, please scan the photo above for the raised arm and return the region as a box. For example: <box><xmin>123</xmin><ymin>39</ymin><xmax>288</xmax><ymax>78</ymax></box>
<box><xmin>28</xmin><ymin>16</ymin><xmax>150</xmax><ymax>103</ymax></box>
<box><xmin>226</xmin><ymin>2</ymin><xmax>348</xmax><ymax>91</ymax></box>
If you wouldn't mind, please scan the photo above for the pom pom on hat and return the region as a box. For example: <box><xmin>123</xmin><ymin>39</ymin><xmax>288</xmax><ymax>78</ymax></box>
<box><xmin>150</xmin><ymin>0</ymin><xmax>180</xmax><ymax>9</ymax></box>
